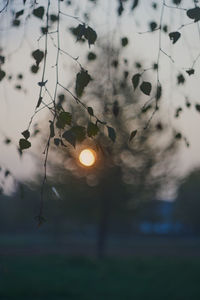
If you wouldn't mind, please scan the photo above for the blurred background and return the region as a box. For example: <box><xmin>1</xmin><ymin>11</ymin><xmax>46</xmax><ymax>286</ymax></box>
<box><xmin>1</xmin><ymin>0</ymin><xmax>200</xmax><ymax>299</ymax></box>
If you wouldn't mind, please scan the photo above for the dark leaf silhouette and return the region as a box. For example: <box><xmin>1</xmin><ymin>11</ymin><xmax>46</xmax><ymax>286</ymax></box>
<box><xmin>36</xmin><ymin>96</ymin><xmax>43</xmax><ymax>108</ymax></box>
<box><xmin>187</xmin><ymin>7</ymin><xmax>200</xmax><ymax>22</ymax></box>
<box><xmin>131</xmin><ymin>0</ymin><xmax>139</xmax><ymax>11</ymax></box>
<box><xmin>87</xmin><ymin>106</ymin><xmax>94</xmax><ymax>116</ymax></box>
<box><xmin>162</xmin><ymin>25</ymin><xmax>168</xmax><ymax>33</ymax></box>
<box><xmin>87</xmin><ymin>122</ymin><xmax>99</xmax><ymax>137</ymax></box>
<box><xmin>195</xmin><ymin>104</ymin><xmax>200</xmax><ymax>112</ymax></box>
<box><xmin>169</xmin><ymin>31</ymin><xmax>181</xmax><ymax>44</ymax></box>
<box><xmin>156</xmin><ymin>84</ymin><xmax>162</xmax><ymax>100</ymax></box>
<box><xmin>62</xmin><ymin>130</ymin><xmax>76</xmax><ymax>148</ymax></box>
<box><xmin>21</xmin><ymin>130</ymin><xmax>30</xmax><ymax>140</ymax></box>
<box><xmin>149</xmin><ymin>21</ymin><xmax>157</xmax><ymax>31</ymax></box>
<box><xmin>38</xmin><ymin>80</ymin><xmax>48</xmax><ymax>87</ymax></box>
<box><xmin>140</xmin><ymin>81</ymin><xmax>152</xmax><ymax>96</ymax></box>
<box><xmin>13</xmin><ymin>19</ymin><xmax>20</xmax><ymax>26</ymax></box>
<box><xmin>75</xmin><ymin>69</ymin><xmax>92</xmax><ymax>97</ymax></box>
<box><xmin>186</xmin><ymin>69</ymin><xmax>195</xmax><ymax>76</ymax></box>
<box><xmin>118</xmin><ymin>0</ymin><xmax>124</xmax><ymax>16</ymax></box>
<box><xmin>5</xmin><ymin>138</ymin><xmax>11</xmax><ymax>144</ymax></box>
<box><xmin>87</xmin><ymin>52</ymin><xmax>97</xmax><ymax>60</ymax></box>
<box><xmin>107</xmin><ymin>126</ymin><xmax>116</xmax><ymax>142</ymax></box>
<box><xmin>33</xmin><ymin>6</ymin><xmax>45</xmax><ymax>19</ymax></box>
<box><xmin>50</xmin><ymin>14</ymin><xmax>59</xmax><ymax>22</ymax></box>
<box><xmin>0</xmin><ymin>56</ymin><xmax>5</xmax><ymax>64</ymax></box>
<box><xmin>175</xmin><ymin>133</ymin><xmax>182</xmax><ymax>139</ymax></box>
<box><xmin>32</xmin><ymin>49</ymin><xmax>44</xmax><ymax>66</ymax></box>
<box><xmin>19</xmin><ymin>138</ymin><xmax>31</xmax><ymax>150</ymax></box>
<box><xmin>49</xmin><ymin>121</ymin><xmax>55</xmax><ymax>138</ymax></box>
<box><xmin>121</xmin><ymin>37</ymin><xmax>128</xmax><ymax>47</ymax></box>
<box><xmin>56</xmin><ymin>112</ymin><xmax>72</xmax><ymax>129</ymax></box>
<box><xmin>173</xmin><ymin>0</ymin><xmax>182</xmax><ymax>4</ymax></box>
<box><xmin>84</xmin><ymin>26</ymin><xmax>97</xmax><ymax>47</ymax></box>
<box><xmin>0</xmin><ymin>69</ymin><xmax>6</xmax><ymax>81</ymax></box>
<box><xmin>113</xmin><ymin>101</ymin><xmax>119</xmax><ymax>117</ymax></box>
<box><xmin>131</xmin><ymin>73</ymin><xmax>141</xmax><ymax>90</ymax></box>
<box><xmin>71</xmin><ymin>126</ymin><xmax>86</xmax><ymax>142</ymax></box>
<box><xmin>70</xmin><ymin>24</ymin><xmax>97</xmax><ymax>47</ymax></box>
<box><xmin>177</xmin><ymin>74</ymin><xmax>185</xmax><ymax>85</ymax></box>
<box><xmin>31</xmin><ymin>64</ymin><xmax>39</xmax><ymax>73</ymax></box>
<box><xmin>54</xmin><ymin>138</ymin><xmax>60</xmax><ymax>146</ymax></box>
<box><xmin>129</xmin><ymin>130</ymin><xmax>137</xmax><ymax>142</ymax></box>
<box><xmin>16</xmin><ymin>10</ymin><xmax>24</xmax><ymax>18</ymax></box>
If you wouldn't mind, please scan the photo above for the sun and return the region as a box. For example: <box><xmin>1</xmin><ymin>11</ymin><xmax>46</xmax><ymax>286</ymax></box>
<box><xmin>79</xmin><ymin>149</ymin><xmax>96</xmax><ymax>167</ymax></box>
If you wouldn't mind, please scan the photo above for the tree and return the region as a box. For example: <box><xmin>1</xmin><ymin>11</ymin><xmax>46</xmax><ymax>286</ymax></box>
<box><xmin>174</xmin><ymin>170</ymin><xmax>200</xmax><ymax>233</ymax></box>
<box><xmin>0</xmin><ymin>0</ymin><xmax>198</xmax><ymax>226</ymax></box>
<box><xmin>28</xmin><ymin>41</ymin><xmax>177</xmax><ymax>257</ymax></box>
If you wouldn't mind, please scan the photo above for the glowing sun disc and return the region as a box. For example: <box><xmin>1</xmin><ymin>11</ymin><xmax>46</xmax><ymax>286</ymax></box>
<box><xmin>79</xmin><ymin>149</ymin><xmax>96</xmax><ymax>167</ymax></box>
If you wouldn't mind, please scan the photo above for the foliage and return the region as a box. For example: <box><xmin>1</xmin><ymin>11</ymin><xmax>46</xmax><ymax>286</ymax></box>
<box><xmin>0</xmin><ymin>0</ymin><xmax>199</xmax><ymax>220</ymax></box>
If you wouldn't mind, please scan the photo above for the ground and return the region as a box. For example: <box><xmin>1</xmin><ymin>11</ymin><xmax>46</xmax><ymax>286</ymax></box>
<box><xmin>1</xmin><ymin>235</ymin><xmax>200</xmax><ymax>299</ymax></box>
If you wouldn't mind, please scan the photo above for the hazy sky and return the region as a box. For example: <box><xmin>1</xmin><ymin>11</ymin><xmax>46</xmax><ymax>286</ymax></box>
<box><xmin>0</xmin><ymin>0</ymin><xmax>200</xmax><ymax>195</ymax></box>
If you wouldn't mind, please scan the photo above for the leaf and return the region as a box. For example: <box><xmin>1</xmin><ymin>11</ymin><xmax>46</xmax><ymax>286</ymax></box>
<box><xmin>5</xmin><ymin>170</ymin><xmax>10</xmax><ymax>177</ymax></box>
<box><xmin>70</xmin><ymin>24</ymin><xmax>86</xmax><ymax>41</ymax></box>
<box><xmin>16</xmin><ymin>10</ymin><xmax>24</xmax><ymax>18</ymax></box>
<box><xmin>0</xmin><ymin>69</ymin><xmax>6</xmax><ymax>81</ymax></box>
<box><xmin>36</xmin><ymin>96</ymin><xmax>43</xmax><ymax>108</ymax></box>
<box><xmin>149</xmin><ymin>21</ymin><xmax>157</xmax><ymax>31</ymax></box>
<box><xmin>88</xmin><ymin>52</ymin><xmax>97</xmax><ymax>61</ymax></box>
<box><xmin>19</xmin><ymin>138</ymin><xmax>31</xmax><ymax>150</ymax></box>
<box><xmin>113</xmin><ymin>101</ymin><xmax>119</xmax><ymax>117</ymax></box>
<box><xmin>54</xmin><ymin>138</ymin><xmax>60</xmax><ymax>146</ymax></box>
<box><xmin>50</xmin><ymin>14</ymin><xmax>59</xmax><ymax>22</ymax></box>
<box><xmin>75</xmin><ymin>69</ymin><xmax>92</xmax><ymax>97</ymax></box>
<box><xmin>169</xmin><ymin>31</ymin><xmax>181</xmax><ymax>44</ymax></box>
<box><xmin>186</xmin><ymin>69</ymin><xmax>195</xmax><ymax>76</ymax></box>
<box><xmin>87</xmin><ymin>106</ymin><xmax>94</xmax><ymax>116</ymax></box>
<box><xmin>156</xmin><ymin>84</ymin><xmax>162</xmax><ymax>101</ymax></box>
<box><xmin>38</xmin><ymin>80</ymin><xmax>48</xmax><ymax>87</ymax></box>
<box><xmin>175</xmin><ymin>133</ymin><xmax>182</xmax><ymax>139</ymax></box>
<box><xmin>70</xmin><ymin>24</ymin><xmax>97</xmax><ymax>47</ymax></box>
<box><xmin>187</xmin><ymin>7</ymin><xmax>200</xmax><ymax>22</ymax></box>
<box><xmin>121</xmin><ymin>37</ymin><xmax>128</xmax><ymax>47</ymax></box>
<box><xmin>131</xmin><ymin>73</ymin><xmax>141</xmax><ymax>90</ymax></box>
<box><xmin>33</xmin><ymin>6</ymin><xmax>45</xmax><ymax>19</ymax></box>
<box><xmin>87</xmin><ymin>122</ymin><xmax>99</xmax><ymax>137</ymax></box>
<box><xmin>140</xmin><ymin>81</ymin><xmax>152</xmax><ymax>96</ymax></box>
<box><xmin>32</xmin><ymin>49</ymin><xmax>44</xmax><ymax>66</ymax></box>
<box><xmin>62</xmin><ymin>130</ymin><xmax>76</xmax><ymax>148</ymax></box>
<box><xmin>131</xmin><ymin>0</ymin><xmax>139</xmax><ymax>11</ymax></box>
<box><xmin>56</xmin><ymin>112</ymin><xmax>72</xmax><ymax>129</ymax></box>
<box><xmin>129</xmin><ymin>130</ymin><xmax>137</xmax><ymax>142</ymax></box>
<box><xmin>195</xmin><ymin>104</ymin><xmax>200</xmax><ymax>112</ymax></box>
<box><xmin>71</xmin><ymin>126</ymin><xmax>86</xmax><ymax>142</ymax></box>
<box><xmin>31</xmin><ymin>64</ymin><xmax>39</xmax><ymax>73</ymax></box>
<box><xmin>0</xmin><ymin>56</ymin><xmax>5</xmax><ymax>64</ymax></box>
<box><xmin>177</xmin><ymin>74</ymin><xmax>185</xmax><ymax>85</ymax></box>
<box><xmin>107</xmin><ymin>126</ymin><xmax>116</xmax><ymax>142</ymax></box>
<box><xmin>84</xmin><ymin>26</ymin><xmax>97</xmax><ymax>47</ymax></box>
<box><xmin>173</xmin><ymin>0</ymin><xmax>182</xmax><ymax>4</ymax></box>
<box><xmin>13</xmin><ymin>19</ymin><xmax>20</xmax><ymax>26</ymax></box>
<box><xmin>21</xmin><ymin>130</ymin><xmax>30</xmax><ymax>140</ymax></box>
<box><xmin>118</xmin><ymin>0</ymin><xmax>124</xmax><ymax>16</ymax></box>
<box><xmin>49</xmin><ymin>121</ymin><xmax>55</xmax><ymax>138</ymax></box>
<box><xmin>5</xmin><ymin>138</ymin><xmax>11</xmax><ymax>144</ymax></box>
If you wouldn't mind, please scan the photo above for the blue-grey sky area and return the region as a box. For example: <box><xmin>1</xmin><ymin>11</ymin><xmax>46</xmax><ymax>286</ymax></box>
<box><xmin>0</xmin><ymin>0</ymin><xmax>200</xmax><ymax>197</ymax></box>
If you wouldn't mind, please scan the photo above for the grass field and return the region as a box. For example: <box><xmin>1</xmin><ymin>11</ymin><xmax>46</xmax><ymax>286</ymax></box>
<box><xmin>1</xmin><ymin>255</ymin><xmax>200</xmax><ymax>300</ymax></box>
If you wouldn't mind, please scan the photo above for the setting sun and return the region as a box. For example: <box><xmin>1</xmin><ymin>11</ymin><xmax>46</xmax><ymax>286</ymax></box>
<box><xmin>79</xmin><ymin>149</ymin><xmax>96</xmax><ymax>167</ymax></box>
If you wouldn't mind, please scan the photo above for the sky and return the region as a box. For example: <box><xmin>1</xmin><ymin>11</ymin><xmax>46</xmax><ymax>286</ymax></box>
<box><xmin>0</xmin><ymin>0</ymin><xmax>200</xmax><ymax>196</ymax></box>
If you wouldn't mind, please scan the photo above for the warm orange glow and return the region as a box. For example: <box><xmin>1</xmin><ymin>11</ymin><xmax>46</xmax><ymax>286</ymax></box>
<box><xmin>79</xmin><ymin>149</ymin><xmax>96</xmax><ymax>167</ymax></box>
